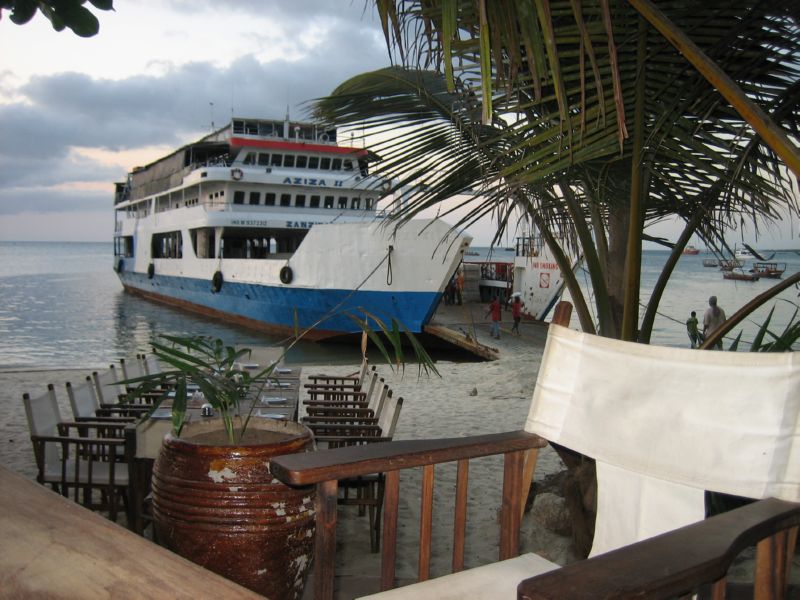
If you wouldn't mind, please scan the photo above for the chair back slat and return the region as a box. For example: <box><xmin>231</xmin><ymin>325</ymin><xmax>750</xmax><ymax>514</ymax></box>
<box><xmin>67</xmin><ymin>376</ymin><xmax>100</xmax><ymax>419</ymax></box>
<box><xmin>23</xmin><ymin>384</ymin><xmax>61</xmax><ymax>436</ymax></box>
<box><xmin>377</xmin><ymin>393</ymin><xmax>403</xmax><ymax>439</ymax></box>
<box><xmin>362</xmin><ymin>372</ymin><xmax>381</xmax><ymax>411</ymax></box>
<box><xmin>93</xmin><ymin>365</ymin><xmax>125</xmax><ymax>404</ymax></box>
<box><xmin>143</xmin><ymin>353</ymin><xmax>161</xmax><ymax>375</ymax></box>
<box><xmin>120</xmin><ymin>356</ymin><xmax>146</xmax><ymax>381</ymax></box>
<box><xmin>23</xmin><ymin>385</ymin><xmax>62</xmax><ymax>475</ymax></box>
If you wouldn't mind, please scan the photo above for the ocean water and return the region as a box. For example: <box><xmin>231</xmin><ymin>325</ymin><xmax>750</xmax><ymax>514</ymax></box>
<box><xmin>569</xmin><ymin>248</ymin><xmax>800</xmax><ymax>348</ymax></box>
<box><xmin>0</xmin><ymin>241</ymin><xmax>363</xmax><ymax>370</ymax></box>
<box><xmin>0</xmin><ymin>241</ymin><xmax>799</xmax><ymax>370</ymax></box>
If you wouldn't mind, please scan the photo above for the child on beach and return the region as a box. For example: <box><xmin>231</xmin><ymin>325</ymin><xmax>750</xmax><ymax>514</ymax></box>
<box><xmin>686</xmin><ymin>310</ymin><xmax>701</xmax><ymax>348</ymax></box>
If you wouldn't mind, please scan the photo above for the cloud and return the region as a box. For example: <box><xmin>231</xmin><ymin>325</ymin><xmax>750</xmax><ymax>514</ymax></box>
<box><xmin>0</xmin><ymin>5</ymin><xmax>391</xmax><ymax>222</ymax></box>
<box><xmin>0</xmin><ymin>187</ymin><xmax>108</xmax><ymax>216</ymax></box>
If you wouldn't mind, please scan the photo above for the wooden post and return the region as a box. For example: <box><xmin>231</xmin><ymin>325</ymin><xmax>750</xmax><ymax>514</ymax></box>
<box><xmin>520</xmin><ymin>302</ymin><xmax>572</xmax><ymax>519</ymax></box>
<box><xmin>314</xmin><ymin>480</ymin><xmax>338</xmax><ymax>600</ymax></box>
<box><xmin>380</xmin><ymin>470</ymin><xmax>400</xmax><ymax>591</ymax></box>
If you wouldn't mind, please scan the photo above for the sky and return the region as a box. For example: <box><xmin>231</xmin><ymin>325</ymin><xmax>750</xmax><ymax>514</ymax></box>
<box><xmin>0</xmin><ymin>2</ymin><xmax>797</xmax><ymax>249</ymax></box>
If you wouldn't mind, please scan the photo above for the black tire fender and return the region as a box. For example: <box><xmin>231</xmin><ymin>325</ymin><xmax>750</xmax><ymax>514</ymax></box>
<box><xmin>211</xmin><ymin>270</ymin><xmax>224</xmax><ymax>293</ymax></box>
<box><xmin>147</xmin><ymin>263</ymin><xmax>155</xmax><ymax>279</ymax></box>
<box><xmin>115</xmin><ymin>258</ymin><xmax>124</xmax><ymax>273</ymax></box>
<box><xmin>279</xmin><ymin>266</ymin><xmax>293</xmax><ymax>285</ymax></box>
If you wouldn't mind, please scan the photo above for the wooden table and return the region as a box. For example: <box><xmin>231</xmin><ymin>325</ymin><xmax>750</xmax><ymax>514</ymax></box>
<box><xmin>0</xmin><ymin>465</ymin><xmax>261</xmax><ymax>598</ymax></box>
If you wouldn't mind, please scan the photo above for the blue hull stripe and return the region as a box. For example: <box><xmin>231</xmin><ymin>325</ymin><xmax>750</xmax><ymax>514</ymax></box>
<box><xmin>119</xmin><ymin>272</ymin><xmax>442</xmax><ymax>335</ymax></box>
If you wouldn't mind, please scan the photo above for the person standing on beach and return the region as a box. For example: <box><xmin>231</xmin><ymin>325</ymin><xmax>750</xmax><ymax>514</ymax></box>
<box><xmin>486</xmin><ymin>296</ymin><xmax>502</xmax><ymax>339</ymax></box>
<box><xmin>455</xmin><ymin>270</ymin><xmax>465</xmax><ymax>305</ymax></box>
<box><xmin>511</xmin><ymin>295</ymin><xmax>523</xmax><ymax>335</ymax></box>
<box><xmin>703</xmin><ymin>296</ymin><xmax>726</xmax><ymax>349</ymax></box>
<box><xmin>686</xmin><ymin>311</ymin><xmax>701</xmax><ymax>348</ymax></box>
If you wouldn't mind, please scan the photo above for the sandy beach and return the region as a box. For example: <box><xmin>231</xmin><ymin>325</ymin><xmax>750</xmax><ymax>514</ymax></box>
<box><xmin>0</xmin><ymin>311</ymin><xmax>576</xmax><ymax>597</ymax></box>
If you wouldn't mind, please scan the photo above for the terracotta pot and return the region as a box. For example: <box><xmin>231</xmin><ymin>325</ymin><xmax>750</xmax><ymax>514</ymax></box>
<box><xmin>152</xmin><ymin>418</ymin><xmax>315</xmax><ymax>600</ymax></box>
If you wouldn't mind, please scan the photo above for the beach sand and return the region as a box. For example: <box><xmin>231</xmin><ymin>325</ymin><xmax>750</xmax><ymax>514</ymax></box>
<box><xmin>0</xmin><ymin>312</ymin><xmax>576</xmax><ymax>598</ymax></box>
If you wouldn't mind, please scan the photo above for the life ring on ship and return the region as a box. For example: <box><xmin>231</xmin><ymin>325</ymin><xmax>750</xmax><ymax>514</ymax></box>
<box><xmin>115</xmin><ymin>258</ymin><xmax>124</xmax><ymax>273</ymax></box>
<box><xmin>211</xmin><ymin>271</ymin><xmax>224</xmax><ymax>293</ymax></box>
<box><xmin>231</xmin><ymin>168</ymin><xmax>243</xmax><ymax>181</ymax></box>
<box><xmin>280</xmin><ymin>266</ymin><xmax>293</xmax><ymax>285</ymax></box>
<box><xmin>147</xmin><ymin>263</ymin><xmax>155</xmax><ymax>279</ymax></box>
<box><xmin>319</xmin><ymin>133</ymin><xmax>329</xmax><ymax>142</ymax></box>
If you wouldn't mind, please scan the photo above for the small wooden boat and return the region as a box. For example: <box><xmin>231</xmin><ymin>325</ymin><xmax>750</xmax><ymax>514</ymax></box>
<box><xmin>719</xmin><ymin>259</ymin><xmax>744</xmax><ymax>271</ymax></box>
<box><xmin>703</xmin><ymin>258</ymin><xmax>719</xmax><ymax>267</ymax></box>
<box><xmin>682</xmin><ymin>245</ymin><xmax>700</xmax><ymax>255</ymax></box>
<box><xmin>750</xmin><ymin>261</ymin><xmax>786</xmax><ymax>279</ymax></box>
<box><xmin>723</xmin><ymin>269</ymin><xmax>759</xmax><ymax>282</ymax></box>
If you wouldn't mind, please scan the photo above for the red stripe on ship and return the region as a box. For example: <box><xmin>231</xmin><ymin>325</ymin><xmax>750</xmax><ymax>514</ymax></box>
<box><xmin>230</xmin><ymin>137</ymin><xmax>368</xmax><ymax>157</ymax></box>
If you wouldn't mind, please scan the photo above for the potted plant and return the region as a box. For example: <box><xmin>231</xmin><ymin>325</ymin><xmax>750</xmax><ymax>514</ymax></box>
<box><xmin>127</xmin><ymin>335</ymin><xmax>315</xmax><ymax>600</ymax></box>
<box><xmin>125</xmin><ymin>316</ymin><xmax>438</xmax><ymax>600</ymax></box>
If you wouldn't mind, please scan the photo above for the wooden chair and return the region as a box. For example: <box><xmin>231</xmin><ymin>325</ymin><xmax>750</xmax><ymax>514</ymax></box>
<box><xmin>303</xmin><ymin>372</ymin><xmax>386</xmax><ymax>420</ymax></box>
<box><xmin>67</xmin><ymin>376</ymin><xmax>147</xmax><ymax>421</ymax></box>
<box><xmin>92</xmin><ymin>364</ymin><xmax>127</xmax><ymax>405</ymax></box>
<box><xmin>142</xmin><ymin>352</ymin><xmax>162</xmax><ymax>375</ymax></box>
<box><xmin>272</xmin><ymin>302</ymin><xmax>800</xmax><ymax>599</ymax></box>
<box><xmin>94</xmin><ymin>362</ymin><xmax>162</xmax><ymax>407</ymax></box>
<box><xmin>306</xmin><ymin>357</ymin><xmax>372</xmax><ymax>391</ymax></box>
<box><xmin>23</xmin><ymin>384</ymin><xmax>133</xmax><ymax>526</ymax></box>
<box><xmin>306</xmin><ymin>386</ymin><xmax>403</xmax><ymax>554</ymax></box>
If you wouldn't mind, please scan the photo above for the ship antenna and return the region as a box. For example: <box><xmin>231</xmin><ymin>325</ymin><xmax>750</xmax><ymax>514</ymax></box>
<box><xmin>209</xmin><ymin>101</ymin><xmax>215</xmax><ymax>131</ymax></box>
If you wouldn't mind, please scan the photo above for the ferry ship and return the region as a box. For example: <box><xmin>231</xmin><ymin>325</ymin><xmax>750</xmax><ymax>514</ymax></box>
<box><xmin>113</xmin><ymin>116</ymin><xmax>470</xmax><ymax>340</ymax></box>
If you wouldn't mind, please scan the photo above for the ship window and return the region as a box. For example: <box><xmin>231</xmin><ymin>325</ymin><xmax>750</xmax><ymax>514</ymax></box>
<box><xmin>243</xmin><ymin>153</ymin><xmax>256</xmax><ymax>165</ymax></box>
<box><xmin>320</xmin><ymin>157</ymin><xmax>331</xmax><ymax>170</ymax></box>
<box><xmin>324</xmin><ymin>195</ymin><xmax>334</xmax><ymax>208</ymax></box>
<box><xmin>201</xmin><ymin>172</ymin><xmax>208</xmax><ymax>178</ymax></box>
<box><xmin>270</xmin><ymin>154</ymin><xmax>282</xmax><ymax>167</ymax></box>
<box><xmin>152</xmin><ymin>231</ymin><xmax>183</xmax><ymax>259</ymax></box>
<box><xmin>280</xmin><ymin>193</ymin><xmax>291</xmax><ymax>207</ymax></box>
<box><xmin>343</xmin><ymin>160</ymin><xmax>354</xmax><ymax>171</ymax></box>
<box><xmin>308</xmin><ymin>157</ymin><xmax>319</xmax><ymax>169</ymax></box>
<box><xmin>358</xmin><ymin>159</ymin><xmax>369</xmax><ymax>177</ymax></box>
<box><xmin>296</xmin><ymin>156</ymin><xmax>307</xmax><ymax>168</ymax></box>
<box><xmin>365</xmin><ymin>198</ymin><xmax>374</xmax><ymax>210</ymax></box>
<box><xmin>265</xmin><ymin>193</ymin><xmax>276</xmax><ymax>206</ymax></box>
<box><xmin>310</xmin><ymin>195</ymin><xmax>320</xmax><ymax>208</ymax></box>
<box><xmin>257</xmin><ymin>153</ymin><xmax>270</xmax><ymax>166</ymax></box>
<box><xmin>233</xmin><ymin>191</ymin><xmax>245</xmax><ymax>205</ymax></box>
<box><xmin>332</xmin><ymin>158</ymin><xmax>342</xmax><ymax>171</ymax></box>
<box><xmin>338</xmin><ymin>196</ymin><xmax>347</xmax><ymax>209</ymax></box>
<box><xmin>351</xmin><ymin>197</ymin><xmax>360</xmax><ymax>210</ymax></box>
<box><xmin>284</xmin><ymin>155</ymin><xmax>295</xmax><ymax>168</ymax></box>
<box><xmin>295</xmin><ymin>194</ymin><xmax>306</xmax><ymax>207</ymax></box>
<box><xmin>249</xmin><ymin>192</ymin><xmax>260</xmax><ymax>205</ymax></box>
<box><xmin>114</xmin><ymin>236</ymin><xmax>135</xmax><ymax>258</ymax></box>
